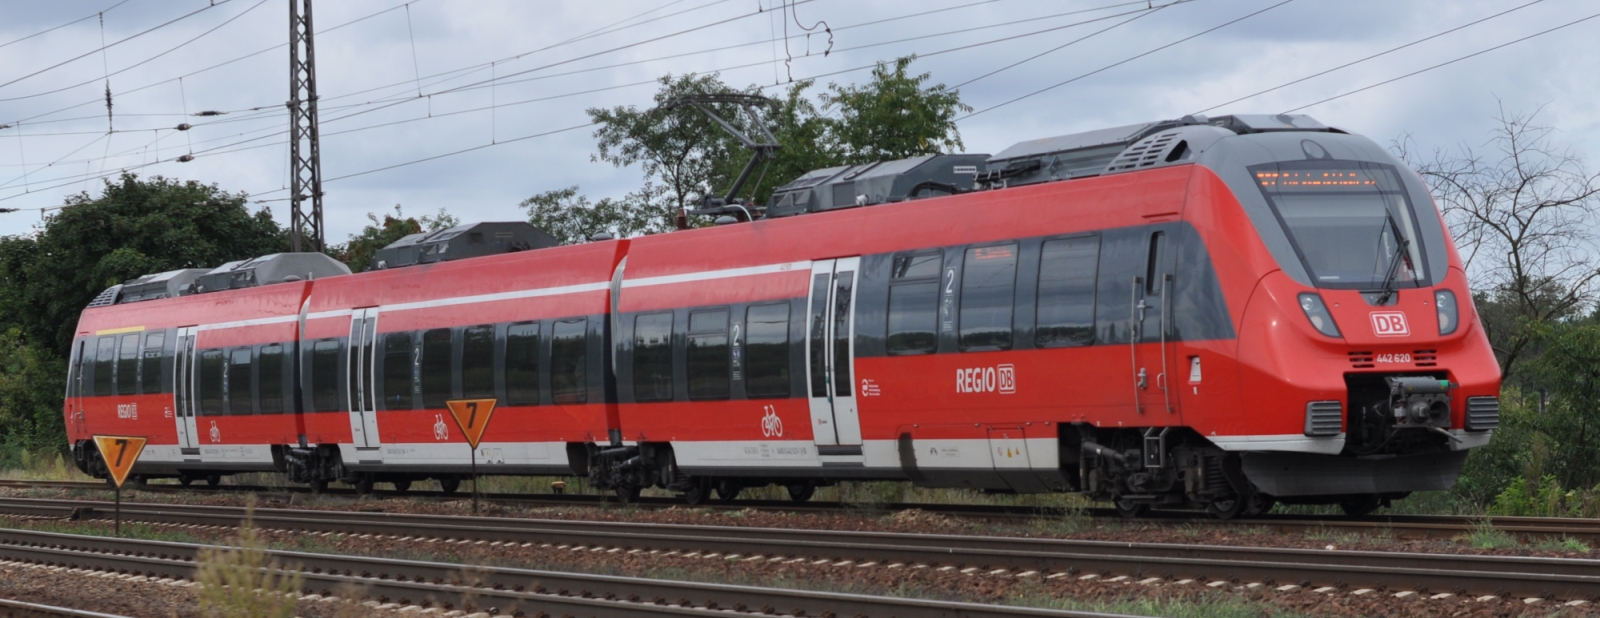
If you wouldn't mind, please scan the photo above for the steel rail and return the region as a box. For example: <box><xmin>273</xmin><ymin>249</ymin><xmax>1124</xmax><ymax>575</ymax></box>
<box><xmin>7</xmin><ymin>478</ymin><xmax>1600</xmax><ymax>543</ymax></box>
<box><xmin>1</xmin><ymin>496</ymin><xmax>1598</xmax><ymax>600</ymax></box>
<box><xmin>0</xmin><ymin>527</ymin><xmax>1128</xmax><ymax>618</ymax></box>
<box><xmin>0</xmin><ymin>599</ymin><xmax>131</xmax><ymax>618</ymax></box>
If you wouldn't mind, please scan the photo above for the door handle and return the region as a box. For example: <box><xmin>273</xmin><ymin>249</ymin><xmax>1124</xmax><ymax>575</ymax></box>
<box><xmin>1137</xmin><ymin>367</ymin><xmax>1148</xmax><ymax>390</ymax></box>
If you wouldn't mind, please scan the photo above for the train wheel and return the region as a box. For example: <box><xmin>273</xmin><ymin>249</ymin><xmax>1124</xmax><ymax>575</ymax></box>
<box><xmin>1207</xmin><ymin>497</ymin><xmax>1248</xmax><ymax>520</ymax></box>
<box><xmin>1243</xmin><ymin>495</ymin><xmax>1276</xmax><ymax>518</ymax></box>
<box><xmin>178</xmin><ymin>474</ymin><xmax>194</xmax><ymax>487</ymax></box>
<box><xmin>439</xmin><ymin>478</ymin><xmax>461</xmax><ymax>494</ymax></box>
<box><xmin>1113</xmin><ymin>498</ymin><xmax>1148</xmax><ymax>519</ymax></box>
<box><xmin>681</xmin><ymin>480</ymin><xmax>711</xmax><ymax>506</ymax></box>
<box><xmin>714</xmin><ymin>479</ymin><xmax>743</xmax><ymax>503</ymax></box>
<box><xmin>204</xmin><ymin>474</ymin><xmax>222</xmax><ymax>487</ymax></box>
<box><xmin>354</xmin><ymin>476</ymin><xmax>375</xmax><ymax>495</ymax></box>
<box><xmin>392</xmin><ymin>479</ymin><xmax>412</xmax><ymax>493</ymax></box>
<box><xmin>310</xmin><ymin>479</ymin><xmax>328</xmax><ymax>494</ymax></box>
<box><xmin>785</xmin><ymin>483</ymin><xmax>815</xmax><ymax>503</ymax></box>
<box><xmin>1339</xmin><ymin>494</ymin><xmax>1382</xmax><ymax>518</ymax></box>
<box><xmin>614</xmin><ymin>484</ymin><xmax>643</xmax><ymax>504</ymax></box>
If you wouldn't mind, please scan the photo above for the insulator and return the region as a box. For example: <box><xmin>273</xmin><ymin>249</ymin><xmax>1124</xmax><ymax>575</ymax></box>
<box><xmin>192</xmin><ymin>111</ymin><xmax>226</xmax><ymax>117</ymax></box>
<box><xmin>177</xmin><ymin>154</ymin><xmax>195</xmax><ymax>163</ymax></box>
<box><xmin>175</xmin><ymin>123</ymin><xmax>192</xmax><ymax>131</ymax></box>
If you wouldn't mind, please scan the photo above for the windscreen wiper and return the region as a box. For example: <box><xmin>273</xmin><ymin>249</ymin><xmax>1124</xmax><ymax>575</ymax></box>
<box><xmin>1374</xmin><ymin>215</ymin><xmax>1412</xmax><ymax>305</ymax></box>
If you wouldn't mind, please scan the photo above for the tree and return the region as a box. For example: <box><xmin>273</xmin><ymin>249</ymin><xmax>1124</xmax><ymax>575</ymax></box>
<box><xmin>576</xmin><ymin>56</ymin><xmax>971</xmax><ymax>236</ymax></box>
<box><xmin>522</xmin><ymin>186</ymin><xmax>658</xmax><ymax>245</ymax></box>
<box><xmin>820</xmin><ymin>55</ymin><xmax>970</xmax><ymax>165</ymax></box>
<box><xmin>0</xmin><ymin>329</ymin><xmax>67</xmax><ymax>453</ymax></box>
<box><xmin>327</xmin><ymin>205</ymin><xmax>458</xmax><ymax>273</ymax></box>
<box><xmin>1526</xmin><ymin>321</ymin><xmax>1600</xmax><ymax>490</ymax></box>
<box><xmin>0</xmin><ymin>173</ymin><xmax>288</xmax><ymax>356</ymax></box>
<box><xmin>1398</xmin><ymin>106</ymin><xmax>1600</xmax><ymax>381</ymax></box>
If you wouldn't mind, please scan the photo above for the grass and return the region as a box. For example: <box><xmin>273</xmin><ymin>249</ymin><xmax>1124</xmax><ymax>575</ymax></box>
<box><xmin>1463</xmin><ymin>518</ymin><xmax>1520</xmax><ymax>549</ymax></box>
<box><xmin>195</xmin><ymin>509</ymin><xmax>302</xmax><ymax>618</ymax></box>
<box><xmin>0</xmin><ymin>449</ymin><xmax>89</xmax><ymax>482</ymax></box>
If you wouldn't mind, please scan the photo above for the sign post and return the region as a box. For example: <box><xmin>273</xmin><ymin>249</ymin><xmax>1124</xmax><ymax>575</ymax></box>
<box><xmin>445</xmin><ymin>399</ymin><xmax>497</xmax><ymax>515</ymax></box>
<box><xmin>92</xmin><ymin>435</ymin><xmax>147</xmax><ymax>536</ymax></box>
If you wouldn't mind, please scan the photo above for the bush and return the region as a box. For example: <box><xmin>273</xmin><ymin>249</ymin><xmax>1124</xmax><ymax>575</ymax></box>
<box><xmin>196</xmin><ymin>508</ymin><xmax>302</xmax><ymax>618</ymax></box>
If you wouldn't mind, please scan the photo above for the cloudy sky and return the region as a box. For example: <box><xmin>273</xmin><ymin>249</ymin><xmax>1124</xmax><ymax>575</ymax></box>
<box><xmin>0</xmin><ymin>0</ymin><xmax>1595</xmax><ymax>242</ymax></box>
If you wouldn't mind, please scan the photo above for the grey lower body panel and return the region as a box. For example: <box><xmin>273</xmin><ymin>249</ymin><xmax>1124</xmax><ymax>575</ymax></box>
<box><xmin>678</xmin><ymin>466</ymin><xmax>906</xmax><ymax>481</ymax></box>
<box><xmin>1241</xmin><ymin>449</ymin><xmax>1468</xmax><ymax>497</ymax></box>
<box><xmin>342</xmin><ymin>464</ymin><xmax>577</xmax><ymax>476</ymax></box>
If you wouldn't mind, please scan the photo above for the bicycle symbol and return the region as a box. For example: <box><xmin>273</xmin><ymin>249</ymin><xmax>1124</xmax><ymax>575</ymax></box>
<box><xmin>760</xmin><ymin>405</ymin><xmax>783</xmax><ymax>438</ymax></box>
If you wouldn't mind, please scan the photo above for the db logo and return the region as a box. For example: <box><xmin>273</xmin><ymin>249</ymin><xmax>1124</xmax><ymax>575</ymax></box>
<box><xmin>1371</xmin><ymin>312</ymin><xmax>1410</xmax><ymax>337</ymax></box>
<box><xmin>760</xmin><ymin>405</ymin><xmax>783</xmax><ymax>437</ymax></box>
<box><xmin>956</xmin><ymin>364</ymin><xmax>1017</xmax><ymax>394</ymax></box>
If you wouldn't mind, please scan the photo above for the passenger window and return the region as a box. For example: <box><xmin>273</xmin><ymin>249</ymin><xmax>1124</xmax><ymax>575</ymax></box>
<box><xmin>141</xmin><ymin>332</ymin><xmax>165</xmax><ymax>394</ymax></box>
<box><xmin>504</xmin><ymin>322</ymin><xmax>540</xmax><ymax>406</ymax></box>
<box><xmin>959</xmin><ymin>243</ymin><xmax>1018</xmax><ymax>351</ymax></box>
<box><xmin>420</xmin><ymin>328</ymin><xmax>453</xmax><ymax>409</ymax></box>
<box><xmin>1037</xmin><ymin>236</ymin><xmax>1100</xmax><ymax>347</ymax></box>
<box><xmin>550</xmin><ymin>318</ymin><xmax>588</xmax><ymax>404</ymax></box>
<box><xmin>632</xmin><ymin>313</ymin><xmax>674</xmax><ymax>402</ymax></box>
<box><xmin>745</xmin><ymin>303</ymin><xmax>791</xmax><ymax>398</ymax></box>
<box><xmin>198</xmin><ymin>350</ymin><xmax>225</xmax><ymax>415</ymax></box>
<box><xmin>117</xmin><ymin>333</ymin><xmax>139</xmax><ymax>396</ymax></box>
<box><xmin>381</xmin><ymin>332</ymin><xmax>414</xmax><ymax>411</ymax></box>
<box><xmin>887</xmin><ymin>252</ymin><xmax>941</xmax><ymax>355</ymax></box>
<box><xmin>1145</xmin><ymin>231</ymin><xmax>1165</xmax><ymax>296</ymax></box>
<box><xmin>688</xmin><ymin>310</ymin><xmax>730</xmax><ymax>401</ymax></box>
<box><xmin>461</xmin><ymin>325</ymin><xmax>495</xmax><ymax>400</ymax></box>
<box><xmin>259</xmin><ymin>344</ymin><xmax>285</xmax><ymax>414</ymax></box>
<box><xmin>310</xmin><ymin>340</ymin><xmax>342</xmax><ymax>412</ymax></box>
<box><xmin>228</xmin><ymin>348</ymin><xmax>253</xmax><ymax>416</ymax></box>
<box><xmin>93</xmin><ymin>337</ymin><xmax>115</xmax><ymax>397</ymax></box>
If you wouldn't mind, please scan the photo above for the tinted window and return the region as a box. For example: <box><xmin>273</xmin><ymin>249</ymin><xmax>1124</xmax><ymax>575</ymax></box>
<box><xmin>550</xmin><ymin>318</ymin><xmax>587</xmax><ymax>404</ymax></box>
<box><xmin>745</xmin><ymin>303</ymin><xmax>790</xmax><ymax>398</ymax></box>
<box><xmin>505</xmin><ymin>322</ymin><xmax>540</xmax><ymax>406</ymax></box>
<box><xmin>198</xmin><ymin>350</ymin><xmax>224</xmax><ymax>416</ymax></box>
<box><xmin>831</xmin><ymin>272</ymin><xmax>854</xmax><ymax>390</ymax></box>
<box><xmin>140</xmin><ymin>332</ymin><xmax>165</xmax><ymax>395</ymax></box>
<box><xmin>887</xmin><ymin>252</ymin><xmax>941</xmax><ymax>355</ymax></box>
<box><xmin>421</xmin><ymin>328</ymin><xmax>453</xmax><ymax>409</ymax></box>
<box><xmin>228</xmin><ymin>348</ymin><xmax>253</xmax><ymax>415</ymax></box>
<box><xmin>632</xmin><ymin>313</ymin><xmax>673</xmax><ymax>402</ymax></box>
<box><xmin>461</xmin><ymin>325</ymin><xmax>494</xmax><ymax>400</ymax></box>
<box><xmin>117</xmin><ymin>333</ymin><xmax>139</xmax><ymax>396</ymax></box>
<box><xmin>959</xmin><ymin>244</ymin><xmax>1017</xmax><ymax>351</ymax></box>
<box><xmin>808</xmin><ymin>274</ymin><xmax>830</xmax><ymax>398</ymax></box>
<box><xmin>1037</xmin><ymin>236</ymin><xmax>1100</xmax><ymax>347</ymax></box>
<box><xmin>310</xmin><ymin>340</ymin><xmax>341</xmax><ymax>412</ymax></box>
<box><xmin>93</xmin><ymin>337</ymin><xmax>115</xmax><ymax>397</ymax></box>
<box><xmin>259</xmin><ymin>345</ymin><xmax>285</xmax><ymax>414</ymax></box>
<box><xmin>688</xmin><ymin>310</ymin><xmax>729</xmax><ymax>400</ymax></box>
<box><xmin>381</xmin><ymin>332</ymin><xmax>414</xmax><ymax>411</ymax></box>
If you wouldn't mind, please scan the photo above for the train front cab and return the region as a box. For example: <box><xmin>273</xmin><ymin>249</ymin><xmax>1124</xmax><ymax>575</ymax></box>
<box><xmin>1192</xmin><ymin>128</ymin><xmax>1501</xmax><ymax>515</ymax></box>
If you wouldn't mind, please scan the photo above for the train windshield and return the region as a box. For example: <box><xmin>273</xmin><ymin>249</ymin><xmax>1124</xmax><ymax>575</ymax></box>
<box><xmin>1249</xmin><ymin>160</ymin><xmax>1426</xmax><ymax>290</ymax></box>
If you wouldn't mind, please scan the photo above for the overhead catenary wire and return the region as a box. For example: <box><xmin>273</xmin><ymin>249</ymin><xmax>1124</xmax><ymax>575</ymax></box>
<box><xmin>1282</xmin><ymin>9</ymin><xmax>1600</xmax><ymax>113</ymax></box>
<box><xmin>1194</xmin><ymin>0</ymin><xmax>1549</xmax><ymax>114</ymax></box>
<box><xmin>959</xmin><ymin>0</ymin><xmax>1295</xmax><ymax>120</ymax></box>
<box><xmin>0</xmin><ymin>1</ymin><xmax>130</xmax><ymax>51</ymax></box>
<box><xmin>0</xmin><ymin>0</ymin><xmax>238</xmax><ymax>93</ymax></box>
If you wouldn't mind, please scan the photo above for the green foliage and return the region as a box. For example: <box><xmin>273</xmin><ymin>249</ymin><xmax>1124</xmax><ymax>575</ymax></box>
<box><xmin>1464</xmin><ymin>518</ymin><xmax>1519</xmax><ymax>549</ymax></box>
<box><xmin>196</xmin><ymin>515</ymin><xmax>303</xmax><ymax>618</ymax></box>
<box><xmin>570</xmin><ymin>56</ymin><xmax>968</xmax><ymax>236</ymax></box>
<box><xmin>819</xmin><ymin>55</ymin><xmax>970</xmax><ymax>164</ymax></box>
<box><xmin>326</xmin><ymin>204</ymin><xmax>457</xmax><ymax>272</ymax></box>
<box><xmin>522</xmin><ymin>186</ymin><xmax>659</xmax><ymax>245</ymax></box>
<box><xmin>0</xmin><ymin>328</ymin><xmax>66</xmax><ymax>453</ymax></box>
<box><xmin>0</xmin><ymin>173</ymin><xmax>287</xmax><ymax>356</ymax></box>
<box><xmin>1489</xmin><ymin>475</ymin><xmax>1581</xmax><ymax>517</ymax></box>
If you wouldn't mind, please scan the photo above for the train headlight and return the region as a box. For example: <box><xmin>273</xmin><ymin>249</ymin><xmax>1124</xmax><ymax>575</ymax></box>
<box><xmin>1435</xmin><ymin>290</ymin><xmax>1458</xmax><ymax>335</ymax></box>
<box><xmin>1298</xmin><ymin>293</ymin><xmax>1341</xmax><ymax>338</ymax></box>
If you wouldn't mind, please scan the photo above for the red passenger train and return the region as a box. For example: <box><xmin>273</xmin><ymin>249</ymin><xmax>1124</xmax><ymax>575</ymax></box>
<box><xmin>64</xmin><ymin>114</ymin><xmax>1501</xmax><ymax>517</ymax></box>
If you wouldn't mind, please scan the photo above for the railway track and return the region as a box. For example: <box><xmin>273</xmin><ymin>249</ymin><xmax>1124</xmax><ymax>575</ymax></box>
<box><xmin>0</xmin><ymin>599</ymin><xmax>128</xmax><ymax>618</ymax></box>
<box><xmin>4</xmin><ymin>478</ymin><xmax>1598</xmax><ymax>544</ymax></box>
<box><xmin>0</xmin><ymin>526</ymin><xmax>1128</xmax><ymax>618</ymax></box>
<box><xmin>1</xmin><ymin>495</ymin><xmax>1598</xmax><ymax>603</ymax></box>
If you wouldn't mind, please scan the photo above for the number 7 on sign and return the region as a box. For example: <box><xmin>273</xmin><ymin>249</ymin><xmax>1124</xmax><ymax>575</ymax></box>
<box><xmin>445</xmin><ymin>399</ymin><xmax>498</xmax><ymax>450</ymax></box>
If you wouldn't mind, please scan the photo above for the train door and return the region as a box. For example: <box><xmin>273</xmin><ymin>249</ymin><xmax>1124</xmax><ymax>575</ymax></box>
<box><xmin>805</xmin><ymin>257</ymin><xmax>864</xmax><ymax>447</ymax></box>
<box><xmin>346</xmin><ymin>308</ymin><xmax>381</xmax><ymax>448</ymax></box>
<box><xmin>1131</xmin><ymin>228</ymin><xmax>1181</xmax><ymax>418</ymax></box>
<box><xmin>64</xmin><ymin>340</ymin><xmax>87</xmax><ymax>436</ymax></box>
<box><xmin>172</xmin><ymin>327</ymin><xmax>200</xmax><ymax>451</ymax></box>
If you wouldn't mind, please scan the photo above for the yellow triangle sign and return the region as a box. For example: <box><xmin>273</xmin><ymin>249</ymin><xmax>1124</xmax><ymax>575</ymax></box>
<box><xmin>445</xmin><ymin>399</ymin><xmax>498</xmax><ymax>450</ymax></box>
<box><xmin>92</xmin><ymin>435</ymin><xmax>148</xmax><ymax>489</ymax></box>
